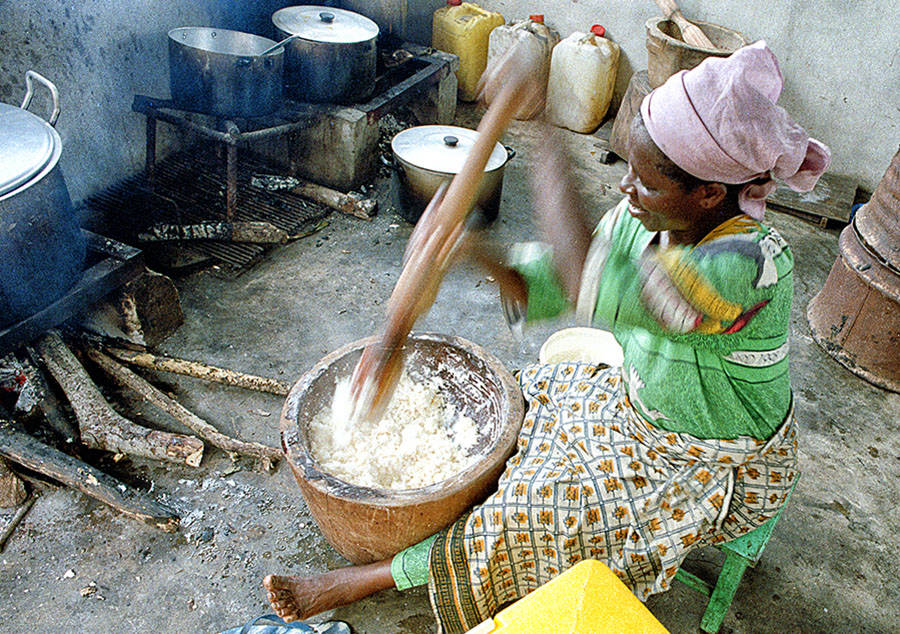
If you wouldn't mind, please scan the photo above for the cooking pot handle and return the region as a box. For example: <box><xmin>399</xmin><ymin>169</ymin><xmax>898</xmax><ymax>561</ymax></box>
<box><xmin>21</xmin><ymin>71</ymin><xmax>61</xmax><ymax>127</ymax></box>
<box><xmin>504</xmin><ymin>145</ymin><xmax>516</xmax><ymax>161</ymax></box>
<box><xmin>381</xmin><ymin>154</ymin><xmax>399</xmax><ymax>171</ymax></box>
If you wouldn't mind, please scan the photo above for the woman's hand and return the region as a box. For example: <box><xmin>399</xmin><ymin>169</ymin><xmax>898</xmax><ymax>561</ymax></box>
<box><xmin>458</xmin><ymin>234</ymin><xmax>529</xmax><ymax>328</ymax></box>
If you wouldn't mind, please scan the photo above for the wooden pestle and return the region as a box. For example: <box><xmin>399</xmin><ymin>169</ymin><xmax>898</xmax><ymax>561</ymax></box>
<box><xmin>348</xmin><ymin>47</ymin><xmax>539</xmax><ymax>423</ymax></box>
<box><xmin>654</xmin><ymin>0</ymin><xmax>717</xmax><ymax>50</ymax></box>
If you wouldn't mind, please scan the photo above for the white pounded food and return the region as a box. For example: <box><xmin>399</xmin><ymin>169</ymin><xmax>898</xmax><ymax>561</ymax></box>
<box><xmin>308</xmin><ymin>373</ymin><xmax>481</xmax><ymax>490</ymax></box>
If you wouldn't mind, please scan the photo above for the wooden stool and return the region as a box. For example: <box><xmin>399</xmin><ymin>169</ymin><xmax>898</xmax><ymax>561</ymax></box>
<box><xmin>675</xmin><ymin>479</ymin><xmax>798</xmax><ymax>633</ymax></box>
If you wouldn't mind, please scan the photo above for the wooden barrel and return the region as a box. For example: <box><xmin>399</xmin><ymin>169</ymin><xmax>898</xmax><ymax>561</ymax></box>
<box><xmin>807</xmin><ymin>225</ymin><xmax>900</xmax><ymax>392</ymax></box>
<box><xmin>645</xmin><ymin>17</ymin><xmax>749</xmax><ymax>89</ymax></box>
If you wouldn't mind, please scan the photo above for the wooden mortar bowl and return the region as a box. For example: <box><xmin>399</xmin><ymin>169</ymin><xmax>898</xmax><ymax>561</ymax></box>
<box><xmin>280</xmin><ymin>332</ymin><xmax>524</xmax><ymax>564</ymax></box>
<box><xmin>645</xmin><ymin>16</ymin><xmax>749</xmax><ymax>89</ymax></box>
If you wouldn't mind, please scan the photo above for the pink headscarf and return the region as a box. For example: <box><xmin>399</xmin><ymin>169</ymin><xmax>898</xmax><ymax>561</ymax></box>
<box><xmin>640</xmin><ymin>41</ymin><xmax>831</xmax><ymax>220</ymax></box>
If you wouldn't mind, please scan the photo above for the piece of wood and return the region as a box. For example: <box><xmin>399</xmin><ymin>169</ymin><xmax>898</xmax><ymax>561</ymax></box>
<box><xmin>33</xmin><ymin>331</ymin><xmax>204</xmax><ymax>467</ymax></box>
<box><xmin>289</xmin><ymin>181</ymin><xmax>377</xmax><ymax>220</ymax></box>
<box><xmin>138</xmin><ymin>221</ymin><xmax>290</xmax><ymax>244</ymax></box>
<box><xmin>81</xmin><ymin>268</ymin><xmax>184</xmax><ymax>349</ymax></box>
<box><xmin>0</xmin><ymin>494</ymin><xmax>36</xmax><ymax>551</ymax></box>
<box><xmin>103</xmin><ymin>346</ymin><xmax>291</xmax><ymax>396</ymax></box>
<box><xmin>0</xmin><ymin>427</ymin><xmax>179</xmax><ymax>532</ymax></box>
<box><xmin>654</xmin><ymin>0</ymin><xmax>717</xmax><ymax>49</ymax></box>
<box><xmin>251</xmin><ymin>174</ymin><xmax>377</xmax><ymax>220</ymax></box>
<box><xmin>23</xmin><ymin>347</ymin><xmax>79</xmax><ymax>443</ymax></box>
<box><xmin>85</xmin><ymin>348</ymin><xmax>281</xmax><ymax>472</ymax></box>
<box><xmin>766</xmin><ymin>172</ymin><xmax>857</xmax><ymax>223</ymax></box>
<box><xmin>0</xmin><ymin>458</ymin><xmax>27</xmax><ymax>508</ymax></box>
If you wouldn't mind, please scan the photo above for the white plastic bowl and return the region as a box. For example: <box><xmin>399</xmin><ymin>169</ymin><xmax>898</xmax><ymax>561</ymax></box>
<box><xmin>538</xmin><ymin>327</ymin><xmax>624</xmax><ymax>366</ymax></box>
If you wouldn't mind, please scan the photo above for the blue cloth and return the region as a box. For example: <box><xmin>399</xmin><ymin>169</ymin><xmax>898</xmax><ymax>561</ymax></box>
<box><xmin>219</xmin><ymin>614</ymin><xmax>351</xmax><ymax>634</ymax></box>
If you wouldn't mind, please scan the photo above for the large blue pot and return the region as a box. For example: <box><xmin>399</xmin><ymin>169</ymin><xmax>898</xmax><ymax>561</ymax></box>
<box><xmin>0</xmin><ymin>72</ymin><xmax>85</xmax><ymax>329</ymax></box>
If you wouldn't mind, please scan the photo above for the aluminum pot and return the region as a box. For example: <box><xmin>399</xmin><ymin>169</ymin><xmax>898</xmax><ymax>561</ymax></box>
<box><xmin>0</xmin><ymin>72</ymin><xmax>85</xmax><ymax>329</ymax></box>
<box><xmin>272</xmin><ymin>6</ymin><xmax>378</xmax><ymax>103</ymax></box>
<box><xmin>168</xmin><ymin>27</ymin><xmax>284</xmax><ymax>118</ymax></box>
<box><xmin>389</xmin><ymin>125</ymin><xmax>515</xmax><ymax>224</ymax></box>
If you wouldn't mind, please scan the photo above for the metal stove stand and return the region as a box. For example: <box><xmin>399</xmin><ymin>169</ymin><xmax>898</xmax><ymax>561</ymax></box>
<box><xmin>131</xmin><ymin>46</ymin><xmax>453</xmax><ymax>220</ymax></box>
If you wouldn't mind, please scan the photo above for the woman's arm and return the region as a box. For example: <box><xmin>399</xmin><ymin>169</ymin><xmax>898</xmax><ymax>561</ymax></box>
<box><xmin>530</xmin><ymin>128</ymin><xmax>595</xmax><ymax>304</ymax></box>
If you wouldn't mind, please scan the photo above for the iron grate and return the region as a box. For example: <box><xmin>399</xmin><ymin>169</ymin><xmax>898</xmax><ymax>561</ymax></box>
<box><xmin>80</xmin><ymin>149</ymin><xmax>331</xmax><ymax>276</ymax></box>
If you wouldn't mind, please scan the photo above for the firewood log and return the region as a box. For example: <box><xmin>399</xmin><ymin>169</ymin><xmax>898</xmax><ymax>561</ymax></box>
<box><xmin>34</xmin><ymin>331</ymin><xmax>204</xmax><ymax>467</ymax></box>
<box><xmin>0</xmin><ymin>427</ymin><xmax>178</xmax><ymax>532</ymax></box>
<box><xmin>85</xmin><ymin>348</ymin><xmax>280</xmax><ymax>472</ymax></box>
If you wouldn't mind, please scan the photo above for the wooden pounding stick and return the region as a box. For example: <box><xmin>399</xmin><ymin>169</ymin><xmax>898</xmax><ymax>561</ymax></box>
<box><xmin>348</xmin><ymin>42</ymin><xmax>547</xmax><ymax>422</ymax></box>
<box><xmin>347</xmin><ymin>185</ymin><xmax>457</xmax><ymax>422</ymax></box>
<box><xmin>654</xmin><ymin>0</ymin><xmax>717</xmax><ymax>49</ymax></box>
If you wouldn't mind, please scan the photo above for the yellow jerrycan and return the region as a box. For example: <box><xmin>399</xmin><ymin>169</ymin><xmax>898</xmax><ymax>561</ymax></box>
<box><xmin>433</xmin><ymin>1</ymin><xmax>505</xmax><ymax>101</ymax></box>
<box><xmin>465</xmin><ymin>559</ymin><xmax>669</xmax><ymax>633</ymax></box>
<box><xmin>485</xmin><ymin>14</ymin><xmax>559</xmax><ymax>120</ymax></box>
<box><xmin>546</xmin><ymin>25</ymin><xmax>620</xmax><ymax>133</ymax></box>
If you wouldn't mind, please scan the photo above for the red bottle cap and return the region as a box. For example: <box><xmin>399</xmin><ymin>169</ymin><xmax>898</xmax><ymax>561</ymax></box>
<box><xmin>529</xmin><ymin>14</ymin><xmax>545</xmax><ymax>23</ymax></box>
<box><xmin>590</xmin><ymin>24</ymin><xmax>606</xmax><ymax>37</ymax></box>
<box><xmin>447</xmin><ymin>0</ymin><xmax>461</xmax><ymax>5</ymax></box>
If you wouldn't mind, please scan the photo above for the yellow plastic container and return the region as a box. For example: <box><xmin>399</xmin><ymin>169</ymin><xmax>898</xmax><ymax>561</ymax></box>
<box><xmin>466</xmin><ymin>559</ymin><xmax>669</xmax><ymax>633</ymax></box>
<box><xmin>546</xmin><ymin>26</ymin><xmax>620</xmax><ymax>133</ymax></box>
<box><xmin>485</xmin><ymin>15</ymin><xmax>559</xmax><ymax>119</ymax></box>
<box><xmin>432</xmin><ymin>1</ymin><xmax>505</xmax><ymax>101</ymax></box>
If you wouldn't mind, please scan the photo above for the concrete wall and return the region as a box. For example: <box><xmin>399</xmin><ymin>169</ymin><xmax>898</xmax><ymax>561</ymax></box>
<box><xmin>2</xmin><ymin>0</ymin><xmax>896</xmax><ymax>223</ymax></box>
<box><xmin>468</xmin><ymin>0</ymin><xmax>899</xmax><ymax>192</ymax></box>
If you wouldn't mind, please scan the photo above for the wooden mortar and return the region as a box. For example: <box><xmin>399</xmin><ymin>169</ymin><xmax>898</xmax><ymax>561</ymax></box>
<box><xmin>280</xmin><ymin>333</ymin><xmax>524</xmax><ymax>564</ymax></box>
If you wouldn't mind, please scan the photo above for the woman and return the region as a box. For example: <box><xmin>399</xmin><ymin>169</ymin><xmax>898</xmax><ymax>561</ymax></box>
<box><xmin>264</xmin><ymin>42</ymin><xmax>829</xmax><ymax>632</ymax></box>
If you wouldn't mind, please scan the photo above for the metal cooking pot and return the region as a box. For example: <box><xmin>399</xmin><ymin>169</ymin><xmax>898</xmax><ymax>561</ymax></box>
<box><xmin>272</xmin><ymin>6</ymin><xmax>378</xmax><ymax>104</ymax></box>
<box><xmin>389</xmin><ymin>125</ymin><xmax>515</xmax><ymax>224</ymax></box>
<box><xmin>0</xmin><ymin>72</ymin><xmax>85</xmax><ymax>329</ymax></box>
<box><xmin>168</xmin><ymin>27</ymin><xmax>284</xmax><ymax>118</ymax></box>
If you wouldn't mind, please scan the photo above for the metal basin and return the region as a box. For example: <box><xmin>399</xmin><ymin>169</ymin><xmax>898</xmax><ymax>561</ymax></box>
<box><xmin>389</xmin><ymin>125</ymin><xmax>515</xmax><ymax>224</ymax></box>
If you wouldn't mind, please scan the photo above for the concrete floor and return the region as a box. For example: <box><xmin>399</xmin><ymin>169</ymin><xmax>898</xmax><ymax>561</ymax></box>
<box><xmin>1</xmin><ymin>104</ymin><xmax>898</xmax><ymax>633</ymax></box>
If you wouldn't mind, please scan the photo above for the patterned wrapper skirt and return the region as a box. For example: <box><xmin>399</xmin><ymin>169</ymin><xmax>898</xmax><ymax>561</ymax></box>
<box><xmin>428</xmin><ymin>362</ymin><xmax>798</xmax><ymax>634</ymax></box>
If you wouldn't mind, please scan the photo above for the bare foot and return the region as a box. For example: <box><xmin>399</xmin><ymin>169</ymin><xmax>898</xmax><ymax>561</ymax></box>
<box><xmin>264</xmin><ymin>560</ymin><xmax>394</xmax><ymax>622</ymax></box>
<box><xmin>264</xmin><ymin>574</ymin><xmax>327</xmax><ymax>622</ymax></box>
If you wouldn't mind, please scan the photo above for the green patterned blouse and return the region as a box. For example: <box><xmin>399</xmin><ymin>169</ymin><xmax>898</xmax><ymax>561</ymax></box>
<box><xmin>510</xmin><ymin>198</ymin><xmax>793</xmax><ymax>440</ymax></box>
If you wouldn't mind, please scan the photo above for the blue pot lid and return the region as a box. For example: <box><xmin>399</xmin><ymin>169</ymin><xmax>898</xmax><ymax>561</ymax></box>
<box><xmin>391</xmin><ymin>125</ymin><xmax>508</xmax><ymax>174</ymax></box>
<box><xmin>272</xmin><ymin>6</ymin><xmax>379</xmax><ymax>44</ymax></box>
<box><xmin>0</xmin><ymin>102</ymin><xmax>60</xmax><ymax>198</ymax></box>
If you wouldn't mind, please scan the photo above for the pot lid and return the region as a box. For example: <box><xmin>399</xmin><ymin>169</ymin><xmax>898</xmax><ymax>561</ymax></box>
<box><xmin>272</xmin><ymin>6</ymin><xmax>379</xmax><ymax>44</ymax></box>
<box><xmin>391</xmin><ymin>125</ymin><xmax>508</xmax><ymax>174</ymax></box>
<box><xmin>0</xmin><ymin>102</ymin><xmax>60</xmax><ymax>198</ymax></box>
